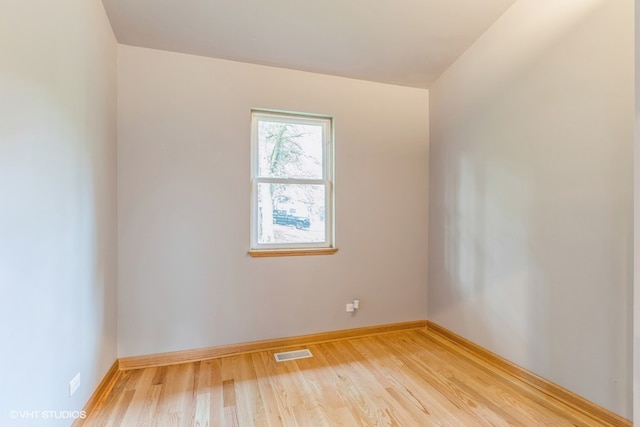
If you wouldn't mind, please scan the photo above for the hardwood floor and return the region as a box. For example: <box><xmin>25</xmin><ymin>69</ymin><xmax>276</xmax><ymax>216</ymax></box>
<box><xmin>80</xmin><ymin>328</ymin><xmax>626</xmax><ymax>426</ymax></box>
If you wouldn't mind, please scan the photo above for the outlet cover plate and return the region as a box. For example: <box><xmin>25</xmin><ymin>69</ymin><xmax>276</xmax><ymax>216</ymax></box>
<box><xmin>69</xmin><ymin>373</ymin><xmax>81</xmax><ymax>397</ymax></box>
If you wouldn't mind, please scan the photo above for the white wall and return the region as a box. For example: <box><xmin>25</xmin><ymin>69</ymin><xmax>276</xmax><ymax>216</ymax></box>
<box><xmin>117</xmin><ymin>45</ymin><xmax>429</xmax><ymax>357</ymax></box>
<box><xmin>634</xmin><ymin>0</ymin><xmax>640</xmax><ymax>423</ymax></box>
<box><xmin>429</xmin><ymin>0</ymin><xmax>633</xmax><ymax>418</ymax></box>
<box><xmin>0</xmin><ymin>1</ymin><xmax>118</xmax><ymax>426</ymax></box>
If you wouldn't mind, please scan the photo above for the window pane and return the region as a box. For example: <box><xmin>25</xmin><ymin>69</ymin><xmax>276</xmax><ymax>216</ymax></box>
<box><xmin>257</xmin><ymin>121</ymin><xmax>323</xmax><ymax>179</ymax></box>
<box><xmin>257</xmin><ymin>183</ymin><xmax>326</xmax><ymax>244</ymax></box>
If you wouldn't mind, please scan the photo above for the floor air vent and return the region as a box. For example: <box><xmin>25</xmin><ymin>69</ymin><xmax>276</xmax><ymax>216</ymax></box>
<box><xmin>274</xmin><ymin>349</ymin><xmax>313</xmax><ymax>362</ymax></box>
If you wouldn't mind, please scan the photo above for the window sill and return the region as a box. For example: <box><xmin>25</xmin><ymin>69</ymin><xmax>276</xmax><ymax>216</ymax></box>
<box><xmin>248</xmin><ymin>248</ymin><xmax>339</xmax><ymax>258</ymax></box>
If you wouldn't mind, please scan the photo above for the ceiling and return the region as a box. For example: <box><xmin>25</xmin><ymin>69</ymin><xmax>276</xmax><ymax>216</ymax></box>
<box><xmin>102</xmin><ymin>0</ymin><xmax>516</xmax><ymax>89</ymax></box>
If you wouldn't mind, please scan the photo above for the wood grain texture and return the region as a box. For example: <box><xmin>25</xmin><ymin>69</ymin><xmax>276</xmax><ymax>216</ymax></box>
<box><xmin>247</xmin><ymin>248</ymin><xmax>339</xmax><ymax>257</ymax></box>
<box><xmin>73</xmin><ymin>360</ymin><xmax>121</xmax><ymax>427</ymax></box>
<box><xmin>83</xmin><ymin>327</ymin><xmax>629</xmax><ymax>426</ymax></box>
<box><xmin>118</xmin><ymin>320</ymin><xmax>427</xmax><ymax>370</ymax></box>
<box><xmin>426</xmin><ymin>321</ymin><xmax>631</xmax><ymax>427</ymax></box>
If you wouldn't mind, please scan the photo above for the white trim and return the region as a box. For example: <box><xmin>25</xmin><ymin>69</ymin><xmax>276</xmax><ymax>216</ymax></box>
<box><xmin>250</xmin><ymin>110</ymin><xmax>335</xmax><ymax>251</ymax></box>
<box><xmin>255</xmin><ymin>177</ymin><xmax>327</xmax><ymax>185</ymax></box>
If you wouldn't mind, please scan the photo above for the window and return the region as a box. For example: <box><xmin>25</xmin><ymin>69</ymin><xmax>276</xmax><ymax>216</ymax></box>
<box><xmin>250</xmin><ymin>110</ymin><xmax>335</xmax><ymax>256</ymax></box>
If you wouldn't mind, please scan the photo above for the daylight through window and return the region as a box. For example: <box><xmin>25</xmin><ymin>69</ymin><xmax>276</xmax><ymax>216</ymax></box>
<box><xmin>251</xmin><ymin>111</ymin><xmax>334</xmax><ymax>251</ymax></box>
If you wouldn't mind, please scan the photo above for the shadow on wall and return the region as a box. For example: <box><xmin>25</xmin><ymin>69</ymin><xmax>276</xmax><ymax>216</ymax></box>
<box><xmin>428</xmin><ymin>0</ymin><xmax>632</xmax><ymax>415</ymax></box>
<box><xmin>437</xmin><ymin>122</ymin><xmax>547</xmax><ymax>372</ymax></box>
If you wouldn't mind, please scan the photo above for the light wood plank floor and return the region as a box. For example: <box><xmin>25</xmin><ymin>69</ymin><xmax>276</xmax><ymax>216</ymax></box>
<box><xmin>81</xmin><ymin>328</ymin><xmax>620</xmax><ymax>426</ymax></box>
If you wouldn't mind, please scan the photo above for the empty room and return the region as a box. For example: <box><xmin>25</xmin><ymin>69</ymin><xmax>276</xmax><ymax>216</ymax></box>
<box><xmin>1</xmin><ymin>0</ymin><xmax>637</xmax><ymax>425</ymax></box>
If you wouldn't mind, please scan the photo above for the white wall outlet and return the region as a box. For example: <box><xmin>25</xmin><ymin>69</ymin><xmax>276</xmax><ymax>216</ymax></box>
<box><xmin>346</xmin><ymin>303</ymin><xmax>355</xmax><ymax>312</ymax></box>
<box><xmin>353</xmin><ymin>299</ymin><xmax>360</xmax><ymax>309</ymax></box>
<box><xmin>69</xmin><ymin>373</ymin><xmax>81</xmax><ymax>397</ymax></box>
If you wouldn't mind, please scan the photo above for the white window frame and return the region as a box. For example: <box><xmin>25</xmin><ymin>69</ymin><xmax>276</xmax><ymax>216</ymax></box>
<box><xmin>250</xmin><ymin>110</ymin><xmax>334</xmax><ymax>251</ymax></box>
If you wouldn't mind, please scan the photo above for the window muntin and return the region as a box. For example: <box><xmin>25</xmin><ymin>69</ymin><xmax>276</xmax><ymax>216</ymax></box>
<box><xmin>251</xmin><ymin>111</ymin><xmax>333</xmax><ymax>250</ymax></box>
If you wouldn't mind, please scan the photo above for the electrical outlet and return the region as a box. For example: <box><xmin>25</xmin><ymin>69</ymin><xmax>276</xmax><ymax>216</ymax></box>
<box><xmin>346</xmin><ymin>303</ymin><xmax>355</xmax><ymax>312</ymax></box>
<box><xmin>69</xmin><ymin>373</ymin><xmax>81</xmax><ymax>397</ymax></box>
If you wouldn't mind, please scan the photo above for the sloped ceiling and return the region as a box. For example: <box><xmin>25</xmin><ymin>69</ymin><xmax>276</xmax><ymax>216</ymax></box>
<box><xmin>102</xmin><ymin>0</ymin><xmax>516</xmax><ymax>88</ymax></box>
